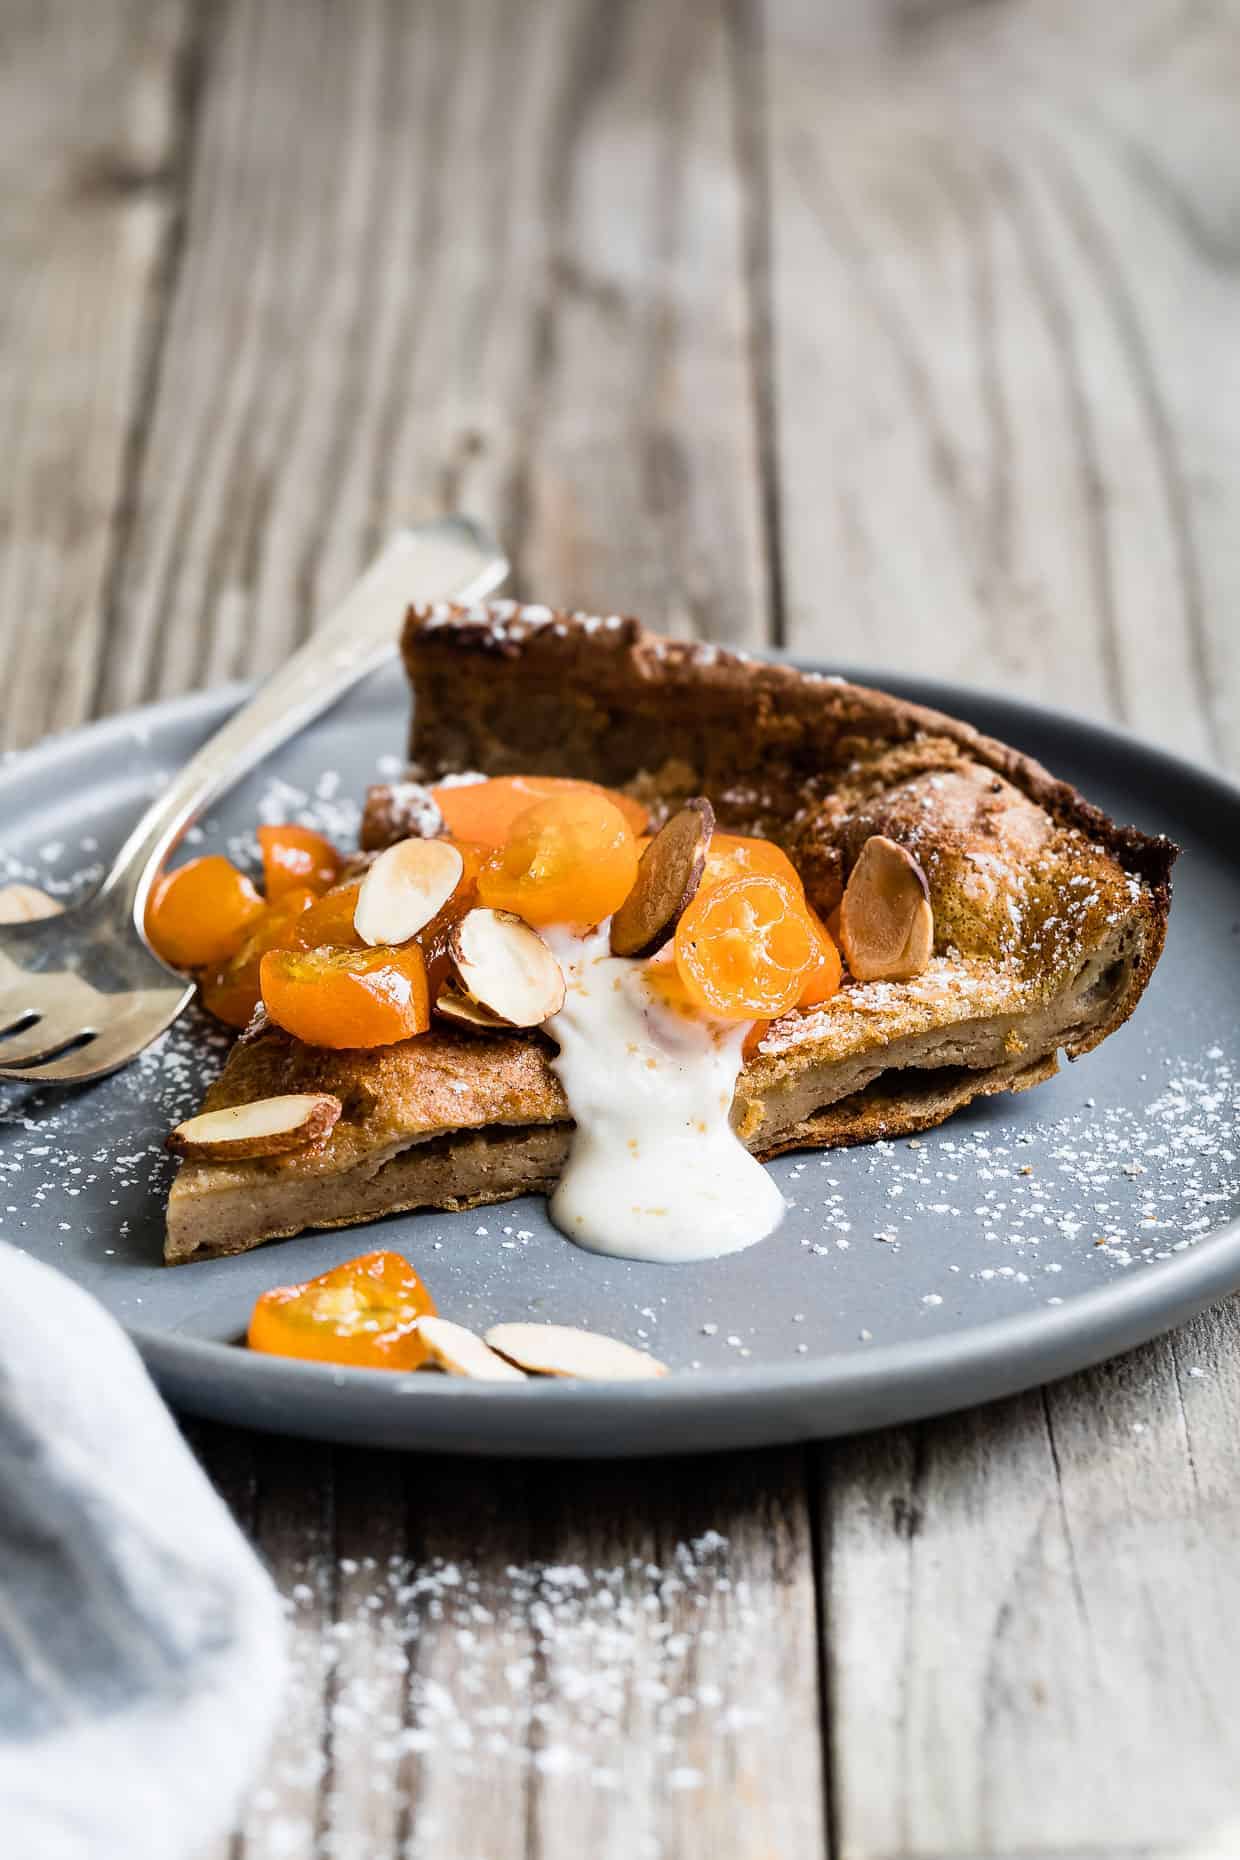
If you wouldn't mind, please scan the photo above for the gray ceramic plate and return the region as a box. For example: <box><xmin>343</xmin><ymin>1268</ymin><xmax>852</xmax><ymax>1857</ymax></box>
<box><xmin>1</xmin><ymin>663</ymin><xmax>1237</xmax><ymax>1456</ymax></box>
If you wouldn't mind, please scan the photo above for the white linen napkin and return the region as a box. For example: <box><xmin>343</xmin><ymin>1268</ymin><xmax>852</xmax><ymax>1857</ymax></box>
<box><xmin>0</xmin><ymin>1242</ymin><xmax>286</xmax><ymax>1860</ymax></box>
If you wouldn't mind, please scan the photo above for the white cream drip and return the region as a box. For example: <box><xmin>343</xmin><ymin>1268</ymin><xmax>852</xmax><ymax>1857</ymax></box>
<box><xmin>541</xmin><ymin>928</ymin><xmax>786</xmax><ymax>1262</ymax></box>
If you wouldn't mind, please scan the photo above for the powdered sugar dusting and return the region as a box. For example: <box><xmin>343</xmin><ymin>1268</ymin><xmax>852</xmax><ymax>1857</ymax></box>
<box><xmin>246</xmin><ymin>773</ymin><xmax>362</xmax><ymax>855</ymax></box>
<box><xmin>768</xmin><ymin>1048</ymin><xmax>1238</xmax><ymax>1336</ymax></box>
<box><xmin>374</xmin><ymin>780</ymin><xmax>445</xmax><ymax>840</ymax></box>
<box><xmin>759</xmin><ymin>956</ymin><xmax>1023</xmax><ymax>1056</ymax></box>
<box><xmin>0</xmin><ymin>836</ymin><xmax>1235</xmax><ymax>1373</ymax></box>
<box><xmin>240</xmin><ymin>1528</ymin><xmax>785</xmax><ymax>1853</ymax></box>
<box><xmin>0</xmin><ymin>1010</ymin><xmax>230</xmax><ymax>1268</ymax></box>
<box><xmin>0</xmin><ymin>832</ymin><xmax>105</xmax><ymax>900</ymax></box>
<box><xmin>415</xmin><ymin>601</ymin><xmax>629</xmax><ymax>648</ymax></box>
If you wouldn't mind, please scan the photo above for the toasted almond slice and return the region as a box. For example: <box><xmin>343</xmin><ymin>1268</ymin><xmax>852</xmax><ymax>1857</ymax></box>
<box><xmin>484</xmin><ymin>1322</ymin><xmax>668</xmax><ymax>1381</ymax></box>
<box><xmin>0</xmin><ymin>883</ymin><xmax>63</xmax><ymax>923</ymax></box>
<box><xmin>433</xmin><ymin>984</ymin><xmax>508</xmax><ymax>1031</ymax></box>
<box><xmin>167</xmin><ymin>1092</ymin><xmax>342</xmax><ymax>1160</ymax></box>
<box><xmin>839</xmin><ymin>834</ymin><xmax>934</xmax><ymax>982</ymax></box>
<box><xmin>417</xmin><ymin>1316</ymin><xmax>528</xmax><ymax>1381</ymax></box>
<box><xmin>610</xmin><ymin>796</ymin><xmax>714</xmax><ymax>958</ymax></box>
<box><xmin>449</xmin><ymin>909</ymin><xmax>565</xmax><ymax>1027</ymax></box>
<box><xmin>353</xmin><ymin>838</ymin><xmax>464</xmax><ymax>947</ymax></box>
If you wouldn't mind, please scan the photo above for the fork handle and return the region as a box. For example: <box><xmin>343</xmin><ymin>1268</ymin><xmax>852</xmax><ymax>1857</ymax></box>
<box><xmin>103</xmin><ymin>517</ymin><xmax>508</xmax><ymax>922</ymax></box>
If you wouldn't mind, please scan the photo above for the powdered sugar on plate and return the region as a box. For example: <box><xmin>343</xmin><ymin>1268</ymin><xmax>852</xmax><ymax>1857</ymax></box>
<box><xmin>0</xmin><ymin>782</ymin><xmax>1235</xmax><ymax>1356</ymax></box>
<box><xmin>3</xmin><ymin>1018</ymin><xmax>1234</xmax><ymax>1367</ymax></box>
<box><xmin>0</xmin><ymin>1009</ymin><xmax>231</xmax><ymax>1265</ymax></box>
<box><xmin>1</xmin><ymin>714</ymin><xmax>1237</xmax><ymax>1400</ymax></box>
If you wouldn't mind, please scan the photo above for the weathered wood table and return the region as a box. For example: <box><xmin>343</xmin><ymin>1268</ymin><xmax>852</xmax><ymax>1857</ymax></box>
<box><xmin>4</xmin><ymin>3</ymin><xmax>1239</xmax><ymax>1855</ymax></box>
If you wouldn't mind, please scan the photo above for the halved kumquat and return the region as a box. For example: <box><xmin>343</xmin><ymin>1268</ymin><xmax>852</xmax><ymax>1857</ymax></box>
<box><xmin>673</xmin><ymin>873</ymin><xmax>815</xmax><ymax>1020</ymax></box>
<box><xmin>247</xmin><ymin>1250</ymin><xmax>437</xmax><ymax>1370</ymax></box>
<box><xmin>702</xmin><ymin>832</ymin><xmax>804</xmax><ymax>898</ymax></box>
<box><xmin>260</xmin><ymin>944</ymin><xmax>430</xmax><ymax>1048</ymax></box>
<box><xmin>257</xmin><ymin>824</ymin><xmax>340</xmax><ymax>899</ymax></box>
<box><xmin>199</xmin><ymin>886</ymin><xmax>317</xmax><ymax>1027</ymax></box>
<box><xmin>285</xmin><ymin>882</ymin><xmax>364</xmax><ymax>951</ymax></box>
<box><xmin>432</xmin><ymin>775</ymin><xmax>647</xmax><ymax>848</ymax></box>
<box><xmin>797</xmin><ymin>906</ymin><xmax>843</xmax><ymax>1009</ymax></box>
<box><xmin>477</xmin><ymin>791</ymin><xmax>640</xmax><ymax>930</ymax></box>
<box><xmin>145</xmin><ymin>856</ymin><xmax>265</xmax><ymax>970</ymax></box>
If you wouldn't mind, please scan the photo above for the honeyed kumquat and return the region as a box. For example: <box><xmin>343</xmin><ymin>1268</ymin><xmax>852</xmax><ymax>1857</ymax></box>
<box><xmin>445</xmin><ymin>838</ymin><xmax>487</xmax><ymax>892</ymax></box>
<box><xmin>260</xmin><ymin>944</ymin><xmax>430</xmax><ymax>1048</ymax></box>
<box><xmin>742</xmin><ymin>1019</ymin><xmax>772</xmax><ymax>1060</ymax></box>
<box><xmin>673</xmin><ymin>873</ymin><xmax>815</xmax><ymax>1020</ymax></box>
<box><xmin>432</xmin><ymin>775</ymin><xmax>648</xmax><ymax>848</ymax></box>
<box><xmin>702</xmin><ymin>832</ymin><xmax>804</xmax><ymax>897</ymax></box>
<box><xmin>797</xmin><ymin>906</ymin><xmax>843</xmax><ymax>1009</ymax></box>
<box><xmin>646</xmin><ymin>944</ymin><xmax>774</xmax><ymax>1057</ymax></box>
<box><xmin>477</xmin><ymin>792</ymin><xmax>640</xmax><ymax>929</ymax></box>
<box><xmin>145</xmin><ymin>855</ymin><xmax>265</xmax><ymax>970</ymax></box>
<box><xmin>281</xmin><ymin>841</ymin><xmax>483</xmax><ymax>1002</ymax></box>
<box><xmin>644</xmin><ymin>951</ymin><xmax>771</xmax><ymax>1057</ymax></box>
<box><xmin>285</xmin><ymin>882</ymin><xmax>365</xmax><ymax>952</ymax></box>
<box><xmin>199</xmin><ymin>886</ymin><xmax>317</xmax><ymax>1028</ymax></box>
<box><xmin>257</xmin><ymin>824</ymin><xmax>340</xmax><ymax>900</ymax></box>
<box><xmin>247</xmin><ymin>1250</ymin><xmax>437</xmax><ymax>1370</ymax></box>
<box><xmin>411</xmin><ymin>840</ymin><xmax>483</xmax><ymax>992</ymax></box>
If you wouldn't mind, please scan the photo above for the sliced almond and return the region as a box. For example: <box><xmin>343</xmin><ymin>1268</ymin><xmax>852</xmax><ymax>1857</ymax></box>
<box><xmin>484</xmin><ymin>1322</ymin><xmax>668</xmax><ymax>1381</ymax></box>
<box><xmin>0</xmin><ymin>883</ymin><xmax>63</xmax><ymax>923</ymax></box>
<box><xmin>449</xmin><ymin>909</ymin><xmax>565</xmax><ymax>1027</ymax></box>
<box><xmin>433</xmin><ymin>984</ymin><xmax>508</xmax><ymax>1031</ymax></box>
<box><xmin>838</xmin><ymin>834</ymin><xmax>934</xmax><ymax>982</ymax></box>
<box><xmin>610</xmin><ymin>796</ymin><xmax>714</xmax><ymax>957</ymax></box>
<box><xmin>167</xmin><ymin>1092</ymin><xmax>342</xmax><ymax>1160</ymax></box>
<box><xmin>353</xmin><ymin>838</ymin><xmax>464</xmax><ymax>947</ymax></box>
<box><xmin>417</xmin><ymin>1316</ymin><xmax>528</xmax><ymax>1381</ymax></box>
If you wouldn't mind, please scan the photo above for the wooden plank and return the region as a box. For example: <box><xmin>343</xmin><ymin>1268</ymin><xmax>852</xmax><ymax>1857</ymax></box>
<box><xmin>228</xmin><ymin>1434</ymin><xmax>338</xmax><ymax>1860</ymax></box>
<box><xmin>821</xmin><ymin>1314</ymin><xmax>1240</xmax><ymax>1860</ymax></box>
<box><xmin>0</xmin><ymin>0</ymin><xmax>191</xmax><ymax>750</ymax></box>
<box><xmin>511</xmin><ymin>0</ymin><xmax>770</xmax><ymax>643</ymax></box>
<box><xmin>523</xmin><ymin>1453</ymin><xmax>825</xmax><ymax>1860</ymax></box>
<box><xmin>99</xmin><ymin>0</ymin><xmax>769</xmax><ymax>724</ymax></box>
<box><xmin>189</xmin><ymin>1432</ymin><xmax>827</xmax><ymax>1860</ymax></box>
<box><xmin>137</xmin><ymin>4</ymin><xmax>814</xmax><ymax>1854</ymax></box>
<box><xmin>183</xmin><ymin>1419</ymin><xmax>257</xmax><ymax>1860</ymax></box>
<box><xmin>767</xmin><ymin>5</ymin><xmax>1240</xmax><ymax>1855</ymax></box>
<box><xmin>764</xmin><ymin>0</ymin><xmax>1240</xmax><ymax>771</ymax></box>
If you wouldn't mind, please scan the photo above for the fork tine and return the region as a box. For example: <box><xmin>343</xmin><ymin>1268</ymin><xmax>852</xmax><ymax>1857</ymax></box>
<box><xmin>0</xmin><ymin>984</ymin><xmax>41</xmax><ymax>1029</ymax></box>
<box><xmin>1</xmin><ymin>1036</ymin><xmax>129</xmax><ymax>1084</ymax></box>
<box><xmin>0</xmin><ymin>1023</ymin><xmax>92</xmax><ymax>1068</ymax></box>
<box><xmin>0</xmin><ymin>991</ymin><xmax>189</xmax><ymax>1084</ymax></box>
<box><xmin>0</xmin><ymin>1060</ymin><xmax>93</xmax><ymax>1084</ymax></box>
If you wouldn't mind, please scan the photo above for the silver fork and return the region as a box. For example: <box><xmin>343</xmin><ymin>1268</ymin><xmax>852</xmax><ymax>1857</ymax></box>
<box><xmin>0</xmin><ymin>516</ymin><xmax>508</xmax><ymax>1086</ymax></box>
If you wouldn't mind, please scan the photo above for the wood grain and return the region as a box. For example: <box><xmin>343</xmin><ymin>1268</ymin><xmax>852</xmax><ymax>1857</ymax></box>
<box><xmin>185</xmin><ymin>1431</ymin><xmax>826</xmax><ymax>1860</ymax></box>
<box><xmin>97</xmin><ymin>0</ymin><xmax>768</xmax><ymax>726</ymax></box>
<box><xmin>6</xmin><ymin>1</ymin><xmax>1240</xmax><ymax>1857</ymax></box>
<box><xmin>819</xmin><ymin>1313</ymin><xmax>1240</xmax><ymax>1859</ymax></box>
<box><xmin>763</xmin><ymin>0</ymin><xmax>1240</xmax><ymax>772</ymax></box>
<box><xmin>0</xmin><ymin>0</ymin><xmax>192</xmax><ymax>749</ymax></box>
<box><xmin>509</xmin><ymin>0</ymin><xmax>770</xmax><ymax>643</ymax></box>
<box><xmin>769</xmin><ymin>8</ymin><xmax>1240</xmax><ymax>1857</ymax></box>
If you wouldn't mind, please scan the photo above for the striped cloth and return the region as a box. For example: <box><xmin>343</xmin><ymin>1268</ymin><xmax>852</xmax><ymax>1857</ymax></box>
<box><xmin>0</xmin><ymin>1242</ymin><xmax>285</xmax><ymax>1860</ymax></box>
